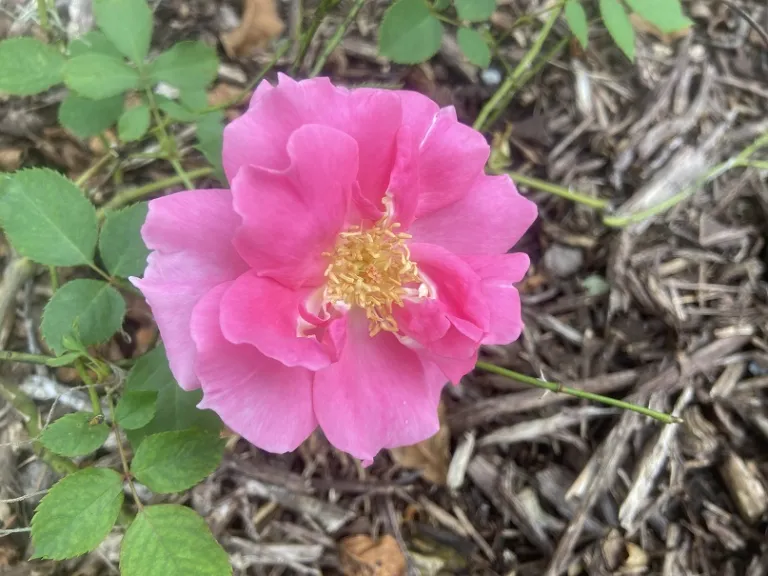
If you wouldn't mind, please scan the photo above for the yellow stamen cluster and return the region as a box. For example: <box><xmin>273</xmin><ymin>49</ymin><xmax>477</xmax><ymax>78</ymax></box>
<box><xmin>324</xmin><ymin>219</ymin><xmax>420</xmax><ymax>336</ymax></box>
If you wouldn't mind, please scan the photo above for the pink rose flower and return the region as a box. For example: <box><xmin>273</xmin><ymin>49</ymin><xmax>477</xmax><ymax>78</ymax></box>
<box><xmin>133</xmin><ymin>75</ymin><xmax>537</xmax><ymax>463</ymax></box>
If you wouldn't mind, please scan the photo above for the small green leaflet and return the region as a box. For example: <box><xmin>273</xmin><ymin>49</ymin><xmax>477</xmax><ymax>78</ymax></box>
<box><xmin>196</xmin><ymin>111</ymin><xmax>225</xmax><ymax>182</ymax></box>
<box><xmin>68</xmin><ymin>30</ymin><xmax>123</xmax><ymax>59</ymax></box>
<box><xmin>0</xmin><ymin>168</ymin><xmax>98</xmax><ymax>266</ymax></box>
<box><xmin>457</xmin><ymin>28</ymin><xmax>491</xmax><ymax>68</ymax></box>
<box><xmin>31</xmin><ymin>468</ymin><xmax>124</xmax><ymax>560</ymax></box>
<box><xmin>64</xmin><ymin>54</ymin><xmax>141</xmax><ymax>99</ymax></box>
<box><xmin>379</xmin><ymin>0</ymin><xmax>443</xmax><ymax>64</ymax></box>
<box><xmin>39</xmin><ymin>412</ymin><xmax>110</xmax><ymax>457</ymax></box>
<box><xmin>93</xmin><ymin>0</ymin><xmax>154</xmax><ymax>64</ymax></box>
<box><xmin>564</xmin><ymin>0</ymin><xmax>589</xmax><ymax>49</ymax></box>
<box><xmin>0</xmin><ymin>37</ymin><xmax>65</xmax><ymax>95</ymax></box>
<box><xmin>118</xmin><ymin>104</ymin><xmax>151</xmax><ymax>142</ymax></box>
<box><xmin>599</xmin><ymin>0</ymin><xmax>635</xmax><ymax>61</ymax></box>
<box><xmin>59</xmin><ymin>93</ymin><xmax>124</xmax><ymax>139</ymax></box>
<box><xmin>624</xmin><ymin>0</ymin><xmax>692</xmax><ymax>34</ymax></box>
<box><xmin>454</xmin><ymin>0</ymin><xmax>496</xmax><ymax>22</ymax></box>
<box><xmin>99</xmin><ymin>202</ymin><xmax>150</xmax><ymax>277</ymax></box>
<box><xmin>148</xmin><ymin>41</ymin><xmax>219</xmax><ymax>89</ymax></box>
<box><xmin>120</xmin><ymin>505</ymin><xmax>231</xmax><ymax>576</ymax></box>
<box><xmin>124</xmin><ymin>345</ymin><xmax>222</xmax><ymax>448</ymax></box>
<box><xmin>41</xmin><ymin>279</ymin><xmax>126</xmax><ymax>355</ymax></box>
<box><xmin>115</xmin><ymin>390</ymin><xmax>157</xmax><ymax>430</ymax></box>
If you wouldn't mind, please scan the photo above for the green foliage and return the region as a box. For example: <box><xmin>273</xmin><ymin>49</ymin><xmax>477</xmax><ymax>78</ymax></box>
<box><xmin>148</xmin><ymin>41</ymin><xmax>219</xmax><ymax>89</ymax></box>
<box><xmin>39</xmin><ymin>412</ymin><xmax>110</xmax><ymax>457</ymax></box>
<box><xmin>599</xmin><ymin>0</ymin><xmax>635</xmax><ymax>61</ymax></box>
<box><xmin>196</xmin><ymin>111</ymin><xmax>226</xmax><ymax>182</ymax></box>
<box><xmin>124</xmin><ymin>345</ymin><xmax>222</xmax><ymax>448</ymax></box>
<box><xmin>68</xmin><ymin>31</ymin><xmax>124</xmax><ymax>58</ymax></box>
<box><xmin>457</xmin><ymin>28</ymin><xmax>491</xmax><ymax>68</ymax></box>
<box><xmin>41</xmin><ymin>279</ymin><xmax>125</xmax><ymax>355</ymax></box>
<box><xmin>31</xmin><ymin>468</ymin><xmax>124</xmax><ymax>560</ymax></box>
<box><xmin>0</xmin><ymin>169</ymin><xmax>98</xmax><ymax>266</ymax></box>
<box><xmin>432</xmin><ymin>0</ymin><xmax>451</xmax><ymax>10</ymax></box>
<box><xmin>0</xmin><ymin>37</ymin><xmax>65</xmax><ymax>95</ymax></box>
<box><xmin>454</xmin><ymin>0</ymin><xmax>496</xmax><ymax>22</ymax></box>
<box><xmin>379</xmin><ymin>0</ymin><xmax>443</xmax><ymax>64</ymax></box>
<box><xmin>157</xmin><ymin>96</ymin><xmax>200</xmax><ymax>122</ymax></box>
<box><xmin>120</xmin><ymin>505</ymin><xmax>231</xmax><ymax>576</ymax></box>
<box><xmin>93</xmin><ymin>0</ymin><xmax>154</xmax><ymax>64</ymax></box>
<box><xmin>131</xmin><ymin>429</ymin><xmax>224</xmax><ymax>493</ymax></box>
<box><xmin>625</xmin><ymin>0</ymin><xmax>692</xmax><ymax>33</ymax></box>
<box><xmin>59</xmin><ymin>93</ymin><xmax>124</xmax><ymax>138</ymax></box>
<box><xmin>115</xmin><ymin>391</ymin><xmax>158</xmax><ymax>430</ymax></box>
<box><xmin>64</xmin><ymin>54</ymin><xmax>141</xmax><ymax>99</ymax></box>
<box><xmin>99</xmin><ymin>202</ymin><xmax>150</xmax><ymax>277</ymax></box>
<box><xmin>118</xmin><ymin>104</ymin><xmax>151</xmax><ymax>142</ymax></box>
<box><xmin>564</xmin><ymin>0</ymin><xmax>589</xmax><ymax>49</ymax></box>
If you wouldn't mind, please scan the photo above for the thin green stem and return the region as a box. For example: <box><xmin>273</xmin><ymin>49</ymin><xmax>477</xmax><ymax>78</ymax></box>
<box><xmin>169</xmin><ymin>158</ymin><xmax>194</xmax><ymax>190</ymax></box>
<box><xmin>75</xmin><ymin>153</ymin><xmax>116</xmax><ymax>188</ymax></box>
<box><xmin>36</xmin><ymin>0</ymin><xmax>49</xmax><ymax>32</ymax></box>
<box><xmin>293</xmin><ymin>0</ymin><xmax>341</xmax><ymax>73</ymax></box>
<box><xmin>107</xmin><ymin>394</ymin><xmax>144</xmax><ymax>511</ymax></box>
<box><xmin>76</xmin><ymin>360</ymin><xmax>101</xmax><ymax>415</ymax></box>
<box><xmin>310</xmin><ymin>0</ymin><xmax>366</xmax><ymax>77</ymax></box>
<box><xmin>475</xmin><ymin>361</ymin><xmax>682</xmax><ymax>425</ymax></box>
<box><xmin>0</xmin><ymin>350</ymin><xmax>65</xmax><ymax>367</ymax></box>
<box><xmin>96</xmin><ymin>168</ymin><xmax>214</xmax><ymax>217</ymax></box>
<box><xmin>48</xmin><ymin>266</ymin><xmax>59</xmax><ymax>293</ymax></box>
<box><xmin>474</xmin><ymin>4</ymin><xmax>563</xmax><ymax>131</ymax></box>
<box><xmin>502</xmin><ymin>171</ymin><xmax>611</xmax><ymax>210</ymax></box>
<box><xmin>87</xmin><ymin>262</ymin><xmax>115</xmax><ymax>284</ymax></box>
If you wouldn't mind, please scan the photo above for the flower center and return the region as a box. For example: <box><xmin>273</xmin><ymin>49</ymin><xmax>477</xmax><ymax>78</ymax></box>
<box><xmin>323</xmin><ymin>217</ymin><xmax>420</xmax><ymax>336</ymax></box>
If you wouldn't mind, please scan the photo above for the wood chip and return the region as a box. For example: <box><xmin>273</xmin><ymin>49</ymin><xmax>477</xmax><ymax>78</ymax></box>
<box><xmin>340</xmin><ymin>534</ymin><xmax>406</xmax><ymax>576</ymax></box>
<box><xmin>221</xmin><ymin>0</ymin><xmax>284</xmax><ymax>58</ymax></box>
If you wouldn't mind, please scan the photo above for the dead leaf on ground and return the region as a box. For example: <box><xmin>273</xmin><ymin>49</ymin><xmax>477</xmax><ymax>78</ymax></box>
<box><xmin>207</xmin><ymin>82</ymin><xmax>247</xmax><ymax>108</ymax></box>
<box><xmin>340</xmin><ymin>534</ymin><xmax>406</xmax><ymax>576</ymax></box>
<box><xmin>390</xmin><ymin>401</ymin><xmax>450</xmax><ymax>485</ymax></box>
<box><xmin>629</xmin><ymin>14</ymin><xmax>691</xmax><ymax>44</ymax></box>
<box><xmin>0</xmin><ymin>147</ymin><xmax>23</xmax><ymax>171</ymax></box>
<box><xmin>221</xmin><ymin>0</ymin><xmax>284</xmax><ymax>58</ymax></box>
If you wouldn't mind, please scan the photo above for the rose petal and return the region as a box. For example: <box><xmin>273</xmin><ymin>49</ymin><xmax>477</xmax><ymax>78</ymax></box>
<box><xmin>313</xmin><ymin>311</ymin><xmax>447</xmax><ymax>462</ymax></box>
<box><xmin>219</xmin><ymin>271</ymin><xmax>337</xmax><ymax>370</ymax></box>
<box><xmin>192</xmin><ymin>283</ymin><xmax>317</xmax><ymax>453</ymax></box>
<box><xmin>231</xmin><ymin>124</ymin><xmax>358</xmax><ymax>288</ymax></box>
<box><xmin>462</xmin><ymin>253</ymin><xmax>530</xmax><ymax>344</ymax></box>
<box><xmin>409</xmin><ymin>174</ymin><xmax>538</xmax><ymax>254</ymax></box>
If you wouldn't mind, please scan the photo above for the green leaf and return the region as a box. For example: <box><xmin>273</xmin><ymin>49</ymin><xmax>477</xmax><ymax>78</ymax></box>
<box><xmin>0</xmin><ymin>168</ymin><xmax>98</xmax><ymax>266</ymax></box>
<box><xmin>564</xmin><ymin>0</ymin><xmax>589</xmax><ymax>48</ymax></box>
<box><xmin>624</xmin><ymin>0</ymin><xmax>692</xmax><ymax>33</ymax></box>
<box><xmin>157</xmin><ymin>96</ymin><xmax>200</xmax><ymax>121</ymax></box>
<box><xmin>99</xmin><ymin>202</ymin><xmax>150</xmax><ymax>277</ymax></box>
<box><xmin>41</xmin><ymin>279</ymin><xmax>125</xmax><ymax>355</ymax></box>
<box><xmin>0</xmin><ymin>37</ymin><xmax>65</xmax><ymax>95</ymax></box>
<box><xmin>46</xmin><ymin>351</ymin><xmax>83</xmax><ymax>367</ymax></box>
<box><xmin>68</xmin><ymin>31</ymin><xmax>123</xmax><ymax>58</ymax></box>
<box><xmin>379</xmin><ymin>0</ymin><xmax>443</xmax><ymax>64</ymax></box>
<box><xmin>148</xmin><ymin>41</ymin><xmax>218</xmax><ymax>89</ymax></box>
<box><xmin>120</xmin><ymin>505</ymin><xmax>231</xmax><ymax>576</ymax></box>
<box><xmin>59</xmin><ymin>93</ymin><xmax>124</xmax><ymax>139</ymax></box>
<box><xmin>454</xmin><ymin>0</ymin><xmax>496</xmax><ymax>22</ymax></box>
<box><xmin>433</xmin><ymin>0</ymin><xmax>451</xmax><ymax>10</ymax></box>
<box><xmin>118</xmin><ymin>104</ymin><xmax>151</xmax><ymax>142</ymax></box>
<box><xmin>599</xmin><ymin>0</ymin><xmax>635</xmax><ymax>61</ymax></box>
<box><xmin>196</xmin><ymin>112</ymin><xmax>225</xmax><ymax>181</ymax></box>
<box><xmin>124</xmin><ymin>345</ymin><xmax>221</xmax><ymax>448</ymax></box>
<box><xmin>457</xmin><ymin>28</ymin><xmax>491</xmax><ymax>67</ymax></box>
<box><xmin>64</xmin><ymin>54</ymin><xmax>141</xmax><ymax>99</ymax></box>
<box><xmin>115</xmin><ymin>391</ymin><xmax>157</xmax><ymax>430</ymax></box>
<box><xmin>93</xmin><ymin>0</ymin><xmax>153</xmax><ymax>64</ymax></box>
<box><xmin>179</xmin><ymin>88</ymin><xmax>209</xmax><ymax>111</ymax></box>
<box><xmin>131</xmin><ymin>429</ymin><xmax>224</xmax><ymax>493</ymax></box>
<box><xmin>39</xmin><ymin>412</ymin><xmax>110</xmax><ymax>457</ymax></box>
<box><xmin>31</xmin><ymin>468</ymin><xmax>123</xmax><ymax>560</ymax></box>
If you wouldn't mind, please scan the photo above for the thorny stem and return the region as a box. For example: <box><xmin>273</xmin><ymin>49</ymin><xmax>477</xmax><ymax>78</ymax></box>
<box><xmin>96</xmin><ymin>167</ymin><xmax>214</xmax><ymax>217</ymax></box>
<box><xmin>475</xmin><ymin>362</ymin><xmax>682</xmax><ymax>425</ymax></box>
<box><xmin>474</xmin><ymin>4</ymin><xmax>563</xmax><ymax>131</ymax></box>
<box><xmin>0</xmin><ymin>350</ymin><xmax>65</xmax><ymax>367</ymax></box>
<box><xmin>502</xmin><ymin>171</ymin><xmax>611</xmax><ymax>210</ymax></box>
<box><xmin>75</xmin><ymin>360</ymin><xmax>102</xmax><ymax>416</ymax></box>
<box><xmin>144</xmin><ymin>88</ymin><xmax>195</xmax><ymax>190</ymax></box>
<box><xmin>310</xmin><ymin>0</ymin><xmax>366</xmax><ymax>78</ymax></box>
<box><xmin>107</xmin><ymin>394</ymin><xmax>144</xmax><ymax>511</ymax></box>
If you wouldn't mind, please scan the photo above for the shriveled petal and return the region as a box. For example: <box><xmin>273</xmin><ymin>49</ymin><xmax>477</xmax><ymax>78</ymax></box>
<box><xmin>191</xmin><ymin>283</ymin><xmax>316</xmax><ymax>453</ymax></box>
<box><xmin>219</xmin><ymin>271</ymin><xmax>337</xmax><ymax>370</ymax></box>
<box><xmin>410</xmin><ymin>174</ymin><xmax>538</xmax><ymax>254</ymax></box>
<box><xmin>462</xmin><ymin>253</ymin><xmax>530</xmax><ymax>344</ymax></box>
<box><xmin>414</xmin><ymin>107</ymin><xmax>489</xmax><ymax>218</ymax></box>
<box><xmin>231</xmin><ymin>124</ymin><xmax>358</xmax><ymax>288</ymax></box>
<box><xmin>133</xmin><ymin>189</ymin><xmax>248</xmax><ymax>391</ymax></box>
<box><xmin>313</xmin><ymin>311</ymin><xmax>447</xmax><ymax>462</ymax></box>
